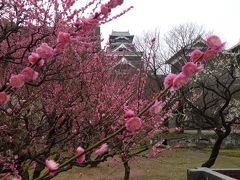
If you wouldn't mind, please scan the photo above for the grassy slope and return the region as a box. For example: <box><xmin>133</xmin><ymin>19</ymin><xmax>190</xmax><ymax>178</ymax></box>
<box><xmin>54</xmin><ymin>148</ymin><xmax>240</xmax><ymax>180</ymax></box>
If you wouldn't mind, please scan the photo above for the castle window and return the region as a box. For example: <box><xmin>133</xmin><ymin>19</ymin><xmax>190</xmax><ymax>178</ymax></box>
<box><xmin>118</xmin><ymin>47</ymin><xmax>125</xmax><ymax>52</ymax></box>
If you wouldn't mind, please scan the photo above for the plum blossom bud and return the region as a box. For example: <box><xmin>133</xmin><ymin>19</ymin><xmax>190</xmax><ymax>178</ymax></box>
<box><xmin>125</xmin><ymin>117</ymin><xmax>142</xmax><ymax>132</ymax></box>
<box><xmin>57</xmin><ymin>32</ymin><xmax>71</xmax><ymax>44</ymax></box>
<box><xmin>15</xmin><ymin>103</ymin><xmax>21</xmax><ymax>110</ymax></box>
<box><xmin>76</xmin><ymin>146</ymin><xmax>85</xmax><ymax>164</ymax></box>
<box><xmin>32</xmin><ymin>161</ymin><xmax>37</xmax><ymax>169</ymax></box>
<box><xmin>74</xmin><ymin>19</ymin><xmax>81</xmax><ymax>27</ymax></box>
<box><xmin>37</xmin><ymin>59</ymin><xmax>45</xmax><ymax>67</ymax></box>
<box><xmin>28</xmin><ymin>53</ymin><xmax>40</xmax><ymax>64</ymax></box>
<box><xmin>191</xmin><ymin>49</ymin><xmax>204</xmax><ymax>62</ymax></box>
<box><xmin>36</xmin><ymin>43</ymin><xmax>54</xmax><ymax>59</ymax></box>
<box><xmin>109</xmin><ymin>0</ymin><xmax>124</xmax><ymax>8</ymax></box>
<box><xmin>7</xmin><ymin>108</ymin><xmax>12</xmax><ymax>113</ymax></box>
<box><xmin>6</xmin><ymin>149</ymin><xmax>11</xmax><ymax>155</ymax></box>
<box><xmin>21</xmin><ymin>67</ymin><xmax>39</xmax><ymax>81</ymax></box>
<box><xmin>0</xmin><ymin>92</ymin><xmax>10</xmax><ymax>105</ymax></box>
<box><xmin>95</xmin><ymin>143</ymin><xmax>108</xmax><ymax>156</ymax></box>
<box><xmin>172</xmin><ymin>73</ymin><xmax>188</xmax><ymax>91</ymax></box>
<box><xmin>14</xmin><ymin>155</ymin><xmax>18</xmax><ymax>159</ymax></box>
<box><xmin>182</xmin><ymin>62</ymin><xmax>203</xmax><ymax>78</ymax></box>
<box><xmin>125</xmin><ymin>109</ymin><xmax>135</xmax><ymax>118</ymax></box>
<box><xmin>117</xmin><ymin>0</ymin><xmax>124</xmax><ymax>5</ymax></box>
<box><xmin>9</xmin><ymin>74</ymin><xmax>25</xmax><ymax>88</ymax></box>
<box><xmin>45</xmin><ymin>159</ymin><xmax>59</xmax><ymax>172</ymax></box>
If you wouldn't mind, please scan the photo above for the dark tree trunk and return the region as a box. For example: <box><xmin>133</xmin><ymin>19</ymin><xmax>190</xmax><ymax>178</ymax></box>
<box><xmin>123</xmin><ymin>160</ymin><xmax>130</xmax><ymax>180</ymax></box>
<box><xmin>33</xmin><ymin>165</ymin><xmax>45</xmax><ymax>179</ymax></box>
<box><xmin>202</xmin><ymin>127</ymin><xmax>231</xmax><ymax>168</ymax></box>
<box><xmin>90</xmin><ymin>158</ymin><xmax>100</xmax><ymax>168</ymax></box>
<box><xmin>19</xmin><ymin>171</ymin><xmax>29</xmax><ymax>180</ymax></box>
<box><xmin>201</xmin><ymin>135</ymin><xmax>224</xmax><ymax>168</ymax></box>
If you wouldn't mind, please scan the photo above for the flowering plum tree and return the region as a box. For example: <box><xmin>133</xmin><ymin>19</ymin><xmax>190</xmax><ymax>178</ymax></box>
<box><xmin>180</xmin><ymin>41</ymin><xmax>240</xmax><ymax>168</ymax></box>
<box><xmin>0</xmin><ymin>0</ymin><xmax>224</xmax><ymax>179</ymax></box>
<box><xmin>0</xmin><ymin>0</ymin><xmax>135</xmax><ymax>179</ymax></box>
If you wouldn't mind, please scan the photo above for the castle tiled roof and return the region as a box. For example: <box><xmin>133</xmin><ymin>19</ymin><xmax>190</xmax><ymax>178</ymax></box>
<box><xmin>228</xmin><ymin>41</ymin><xmax>240</xmax><ymax>52</ymax></box>
<box><xmin>111</xmin><ymin>31</ymin><xmax>131</xmax><ymax>36</ymax></box>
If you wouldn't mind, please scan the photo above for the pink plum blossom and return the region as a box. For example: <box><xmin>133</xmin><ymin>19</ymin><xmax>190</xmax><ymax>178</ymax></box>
<box><xmin>125</xmin><ymin>109</ymin><xmax>135</xmax><ymax>118</ymax></box>
<box><xmin>125</xmin><ymin>117</ymin><xmax>142</xmax><ymax>132</ymax></box>
<box><xmin>28</xmin><ymin>52</ymin><xmax>40</xmax><ymax>64</ymax></box>
<box><xmin>149</xmin><ymin>100</ymin><xmax>162</xmax><ymax>114</ymax></box>
<box><xmin>101</xmin><ymin>5</ymin><xmax>109</xmax><ymax>16</ymax></box>
<box><xmin>76</xmin><ymin>146</ymin><xmax>85</xmax><ymax>164</ymax></box>
<box><xmin>207</xmin><ymin>35</ymin><xmax>224</xmax><ymax>50</ymax></box>
<box><xmin>28</xmin><ymin>52</ymin><xmax>45</xmax><ymax>67</ymax></box>
<box><xmin>191</xmin><ymin>49</ymin><xmax>204</xmax><ymax>62</ymax></box>
<box><xmin>21</xmin><ymin>67</ymin><xmax>39</xmax><ymax>81</ymax></box>
<box><xmin>80</xmin><ymin>17</ymin><xmax>99</xmax><ymax>32</ymax></box>
<box><xmin>15</xmin><ymin>103</ymin><xmax>21</xmax><ymax>110</ymax></box>
<box><xmin>36</xmin><ymin>43</ymin><xmax>54</xmax><ymax>59</ymax></box>
<box><xmin>203</xmin><ymin>49</ymin><xmax>217</xmax><ymax>60</ymax></box>
<box><xmin>7</xmin><ymin>108</ymin><xmax>12</xmax><ymax>113</ymax></box>
<box><xmin>172</xmin><ymin>73</ymin><xmax>188</xmax><ymax>91</ymax></box>
<box><xmin>57</xmin><ymin>32</ymin><xmax>70</xmax><ymax>44</ymax></box>
<box><xmin>9</xmin><ymin>74</ymin><xmax>25</xmax><ymax>88</ymax></box>
<box><xmin>95</xmin><ymin>143</ymin><xmax>108</xmax><ymax>156</ymax></box>
<box><xmin>109</xmin><ymin>0</ymin><xmax>124</xmax><ymax>8</ymax></box>
<box><xmin>45</xmin><ymin>159</ymin><xmax>59</xmax><ymax>171</ymax></box>
<box><xmin>37</xmin><ymin>59</ymin><xmax>45</xmax><ymax>67</ymax></box>
<box><xmin>12</xmin><ymin>176</ymin><xmax>22</xmax><ymax>180</ymax></box>
<box><xmin>182</xmin><ymin>62</ymin><xmax>203</xmax><ymax>78</ymax></box>
<box><xmin>164</xmin><ymin>73</ymin><xmax>177</xmax><ymax>89</ymax></box>
<box><xmin>0</xmin><ymin>92</ymin><xmax>10</xmax><ymax>105</ymax></box>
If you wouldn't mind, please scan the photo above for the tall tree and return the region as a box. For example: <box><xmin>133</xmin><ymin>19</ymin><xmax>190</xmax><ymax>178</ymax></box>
<box><xmin>181</xmin><ymin>51</ymin><xmax>240</xmax><ymax>167</ymax></box>
<box><xmin>164</xmin><ymin>23</ymin><xmax>209</xmax><ymax>60</ymax></box>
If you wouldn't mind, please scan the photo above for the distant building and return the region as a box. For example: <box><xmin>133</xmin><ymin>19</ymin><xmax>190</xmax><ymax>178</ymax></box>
<box><xmin>107</xmin><ymin>31</ymin><xmax>143</xmax><ymax>75</ymax></box>
<box><xmin>165</xmin><ymin>37</ymin><xmax>207</xmax><ymax>73</ymax></box>
<box><xmin>228</xmin><ymin>42</ymin><xmax>240</xmax><ymax>54</ymax></box>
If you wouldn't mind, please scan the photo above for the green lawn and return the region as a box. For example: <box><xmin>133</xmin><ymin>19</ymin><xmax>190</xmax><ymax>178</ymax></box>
<box><xmin>54</xmin><ymin>148</ymin><xmax>240</xmax><ymax>180</ymax></box>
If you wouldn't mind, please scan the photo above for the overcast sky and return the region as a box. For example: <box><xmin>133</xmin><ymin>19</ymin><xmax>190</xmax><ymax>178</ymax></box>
<box><xmin>98</xmin><ymin>0</ymin><xmax>240</xmax><ymax>48</ymax></box>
